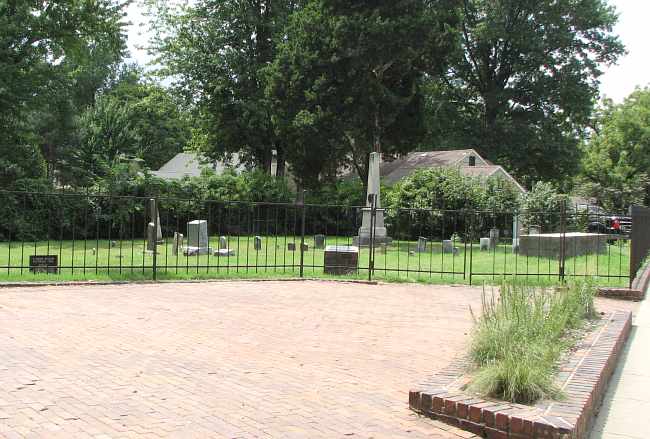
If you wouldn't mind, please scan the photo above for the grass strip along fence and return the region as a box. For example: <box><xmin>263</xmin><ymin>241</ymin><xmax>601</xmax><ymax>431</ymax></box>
<box><xmin>468</xmin><ymin>281</ymin><xmax>597</xmax><ymax>404</ymax></box>
<box><xmin>0</xmin><ymin>190</ymin><xmax>633</xmax><ymax>286</ymax></box>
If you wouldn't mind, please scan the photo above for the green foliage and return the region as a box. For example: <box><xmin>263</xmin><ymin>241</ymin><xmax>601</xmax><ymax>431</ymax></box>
<box><xmin>384</xmin><ymin>167</ymin><xmax>522</xmax><ymax>211</ymax></box>
<box><xmin>59</xmin><ymin>76</ymin><xmax>193</xmax><ymax>187</ymax></box>
<box><xmin>266</xmin><ymin>0</ymin><xmax>459</xmax><ymax>188</ymax></box>
<box><xmin>578</xmin><ymin>88</ymin><xmax>650</xmax><ymax>210</ymax></box>
<box><xmin>150</xmin><ymin>0</ymin><xmax>301</xmax><ymax>174</ymax></box>
<box><xmin>383</xmin><ymin>167</ymin><xmax>522</xmax><ymax>239</ymax></box>
<box><xmin>305</xmin><ymin>179</ymin><xmax>365</xmax><ymax>207</ymax></box>
<box><xmin>468</xmin><ymin>282</ymin><xmax>596</xmax><ymax>403</ymax></box>
<box><xmin>423</xmin><ymin>0</ymin><xmax>625</xmax><ymax>187</ymax></box>
<box><xmin>0</xmin><ymin>0</ymin><xmax>128</xmax><ymax>187</ymax></box>
<box><xmin>520</xmin><ymin>182</ymin><xmax>569</xmax><ymax>231</ymax></box>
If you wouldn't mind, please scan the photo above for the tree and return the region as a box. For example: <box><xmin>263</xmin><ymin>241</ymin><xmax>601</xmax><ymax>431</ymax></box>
<box><xmin>422</xmin><ymin>0</ymin><xmax>624</xmax><ymax>187</ymax></box>
<box><xmin>150</xmin><ymin>0</ymin><xmax>303</xmax><ymax>175</ymax></box>
<box><xmin>266</xmin><ymin>0</ymin><xmax>459</xmax><ymax>189</ymax></box>
<box><xmin>59</xmin><ymin>75</ymin><xmax>193</xmax><ymax>187</ymax></box>
<box><xmin>0</xmin><ymin>0</ymin><xmax>128</xmax><ymax>187</ymax></box>
<box><xmin>577</xmin><ymin>88</ymin><xmax>650</xmax><ymax>210</ymax></box>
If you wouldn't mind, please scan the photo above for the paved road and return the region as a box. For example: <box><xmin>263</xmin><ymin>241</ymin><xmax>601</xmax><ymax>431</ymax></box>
<box><xmin>0</xmin><ymin>280</ymin><xmax>485</xmax><ymax>438</ymax></box>
<box><xmin>592</xmin><ymin>289</ymin><xmax>650</xmax><ymax>439</ymax></box>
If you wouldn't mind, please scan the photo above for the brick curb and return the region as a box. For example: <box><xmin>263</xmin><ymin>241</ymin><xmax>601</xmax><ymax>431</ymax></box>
<box><xmin>597</xmin><ymin>260</ymin><xmax>650</xmax><ymax>301</ymax></box>
<box><xmin>0</xmin><ymin>277</ymin><xmax>378</xmax><ymax>289</ymax></box>
<box><xmin>409</xmin><ymin>310</ymin><xmax>632</xmax><ymax>439</ymax></box>
<box><xmin>597</xmin><ymin>287</ymin><xmax>644</xmax><ymax>301</ymax></box>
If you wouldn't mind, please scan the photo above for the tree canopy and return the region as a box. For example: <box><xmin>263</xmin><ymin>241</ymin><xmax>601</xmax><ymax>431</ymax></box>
<box><xmin>577</xmin><ymin>88</ymin><xmax>650</xmax><ymax>210</ymax></box>
<box><xmin>0</xmin><ymin>0</ymin><xmax>129</xmax><ymax>187</ymax></box>
<box><xmin>266</xmin><ymin>0</ymin><xmax>459</xmax><ymax>189</ymax></box>
<box><xmin>423</xmin><ymin>0</ymin><xmax>624</xmax><ymax>187</ymax></box>
<box><xmin>150</xmin><ymin>0</ymin><xmax>304</xmax><ymax>175</ymax></box>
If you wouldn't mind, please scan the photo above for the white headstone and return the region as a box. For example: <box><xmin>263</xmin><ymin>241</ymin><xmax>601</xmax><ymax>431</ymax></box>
<box><xmin>214</xmin><ymin>248</ymin><xmax>235</xmax><ymax>257</ymax></box>
<box><xmin>442</xmin><ymin>240</ymin><xmax>455</xmax><ymax>254</ymax></box>
<box><xmin>416</xmin><ymin>237</ymin><xmax>427</xmax><ymax>253</ymax></box>
<box><xmin>480</xmin><ymin>237</ymin><xmax>490</xmax><ymax>251</ymax></box>
<box><xmin>150</xmin><ymin>199</ymin><xmax>162</xmax><ymax>241</ymax></box>
<box><xmin>219</xmin><ymin>236</ymin><xmax>228</xmax><ymax>249</ymax></box>
<box><xmin>489</xmin><ymin>228</ymin><xmax>499</xmax><ymax>250</ymax></box>
<box><xmin>172</xmin><ymin>232</ymin><xmax>183</xmax><ymax>256</ymax></box>
<box><xmin>254</xmin><ymin>236</ymin><xmax>262</xmax><ymax>251</ymax></box>
<box><xmin>146</xmin><ymin>223</ymin><xmax>157</xmax><ymax>253</ymax></box>
<box><xmin>184</xmin><ymin>220</ymin><xmax>211</xmax><ymax>255</ymax></box>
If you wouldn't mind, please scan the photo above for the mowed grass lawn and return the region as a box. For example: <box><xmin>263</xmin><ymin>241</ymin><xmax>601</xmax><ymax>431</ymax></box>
<box><xmin>0</xmin><ymin>235</ymin><xmax>630</xmax><ymax>286</ymax></box>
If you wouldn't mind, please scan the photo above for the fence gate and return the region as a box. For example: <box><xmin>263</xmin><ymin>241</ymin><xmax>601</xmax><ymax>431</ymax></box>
<box><xmin>630</xmin><ymin>205</ymin><xmax>650</xmax><ymax>286</ymax></box>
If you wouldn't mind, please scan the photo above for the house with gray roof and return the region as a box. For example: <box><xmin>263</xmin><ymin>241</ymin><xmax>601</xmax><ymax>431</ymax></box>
<box><xmin>151</xmin><ymin>152</ymin><xmax>245</xmax><ymax>180</ymax></box>
<box><xmin>380</xmin><ymin>149</ymin><xmax>526</xmax><ymax>193</ymax></box>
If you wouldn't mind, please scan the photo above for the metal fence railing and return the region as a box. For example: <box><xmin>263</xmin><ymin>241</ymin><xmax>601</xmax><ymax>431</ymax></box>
<box><xmin>630</xmin><ymin>205</ymin><xmax>650</xmax><ymax>285</ymax></box>
<box><xmin>0</xmin><ymin>190</ymin><xmax>635</xmax><ymax>286</ymax></box>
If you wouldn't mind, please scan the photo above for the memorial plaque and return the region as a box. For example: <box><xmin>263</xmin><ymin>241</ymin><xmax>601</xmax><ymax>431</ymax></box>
<box><xmin>29</xmin><ymin>255</ymin><xmax>58</xmax><ymax>274</ymax></box>
<box><xmin>324</xmin><ymin>245</ymin><xmax>359</xmax><ymax>275</ymax></box>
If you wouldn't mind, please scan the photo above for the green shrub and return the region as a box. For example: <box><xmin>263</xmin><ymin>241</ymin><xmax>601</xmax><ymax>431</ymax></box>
<box><xmin>468</xmin><ymin>281</ymin><xmax>596</xmax><ymax>404</ymax></box>
<box><xmin>383</xmin><ymin>167</ymin><xmax>523</xmax><ymax>240</ymax></box>
<box><xmin>520</xmin><ymin>181</ymin><xmax>569</xmax><ymax>232</ymax></box>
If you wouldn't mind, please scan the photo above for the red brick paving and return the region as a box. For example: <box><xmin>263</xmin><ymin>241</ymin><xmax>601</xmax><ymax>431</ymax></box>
<box><xmin>0</xmin><ymin>281</ymin><xmax>634</xmax><ymax>438</ymax></box>
<box><xmin>0</xmin><ymin>280</ymin><xmax>484</xmax><ymax>438</ymax></box>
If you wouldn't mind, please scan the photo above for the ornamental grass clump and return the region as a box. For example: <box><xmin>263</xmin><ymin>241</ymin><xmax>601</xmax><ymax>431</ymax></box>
<box><xmin>468</xmin><ymin>281</ymin><xmax>596</xmax><ymax>404</ymax></box>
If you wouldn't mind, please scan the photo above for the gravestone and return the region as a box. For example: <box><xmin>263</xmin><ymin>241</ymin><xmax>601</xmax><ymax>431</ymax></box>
<box><xmin>184</xmin><ymin>220</ymin><xmax>211</xmax><ymax>256</ymax></box>
<box><xmin>512</xmin><ymin>215</ymin><xmax>521</xmax><ymax>253</ymax></box>
<box><xmin>254</xmin><ymin>236</ymin><xmax>262</xmax><ymax>251</ymax></box>
<box><xmin>214</xmin><ymin>248</ymin><xmax>235</xmax><ymax>257</ymax></box>
<box><xmin>480</xmin><ymin>237</ymin><xmax>490</xmax><ymax>251</ymax></box>
<box><xmin>314</xmin><ymin>234</ymin><xmax>326</xmax><ymax>249</ymax></box>
<box><xmin>146</xmin><ymin>222</ymin><xmax>157</xmax><ymax>253</ymax></box>
<box><xmin>357</xmin><ymin>152</ymin><xmax>392</xmax><ymax>245</ymax></box>
<box><xmin>301</xmin><ymin>244</ymin><xmax>309</xmax><ymax>252</ymax></box>
<box><xmin>489</xmin><ymin>228</ymin><xmax>500</xmax><ymax>250</ymax></box>
<box><xmin>29</xmin><ymin>255</ymin><xmax>58</xmax><ymax>274</ymax></box>
<box><xmin>219</xmin><ymin>236</ymin><xmax>228</xmax><ymax>249</ymax></box>
<box><xmin>324</xmin><ymin>245</ymin><xmax>359</xmax><ymax>275</ymax></box>
<box><xmin>149</xmin><ymin>199</ymin><xmax>162</xmax><ymax>242</ymax></box>
<box><xmin>287</xmin><ymin>242</ymin><xmax>296</xmax><ymax>251</ymax></box>
<box><xmin>416</xmin><ymin>237</ymin><xmax>428</xmax><ymax>253</ymax></box>
<box><xmin>172</xmin><ymin>232</ymin><xmax>183</xmax><ymax>256</ymax></box>
<box><xmin>442</xmin><ymin>240</ymin><xmax>458</xmax><ymax>255</ymax></box>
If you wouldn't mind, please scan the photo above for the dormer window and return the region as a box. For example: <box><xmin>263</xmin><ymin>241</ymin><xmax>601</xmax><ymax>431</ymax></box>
<box><xmin>468</xmin><ymin>155</ymin><xmax>476</xmax><ymax>167</ymax></box>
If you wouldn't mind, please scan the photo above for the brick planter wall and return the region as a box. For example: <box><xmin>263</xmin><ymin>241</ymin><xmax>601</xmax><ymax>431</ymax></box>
<box><xmin>410</xmin><ymin>311</ymin><xmax>632</xmax><ymax>439</ymax></box>
<box><xmin>597</xmin><ymin>260</ymin><xmax>650</xmax><ymax>301</ymax></box>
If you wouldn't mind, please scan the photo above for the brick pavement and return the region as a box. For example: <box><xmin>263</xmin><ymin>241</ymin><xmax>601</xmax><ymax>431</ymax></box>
<box><xmin>0</xmin><ymin>281</ymin><xmax>633</xmax><ymax>438</ymax></box>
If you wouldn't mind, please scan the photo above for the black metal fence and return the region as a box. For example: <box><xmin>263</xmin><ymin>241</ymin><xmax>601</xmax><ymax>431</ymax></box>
<box><xmin>630</xmin><ymin>205</ymin><xmax>650</xmax><ymax>284</ymax></box>
<box><xmin>0</xmin><ymin>190</ymin><xmax>635</xmax><ymax>286</ymax></box>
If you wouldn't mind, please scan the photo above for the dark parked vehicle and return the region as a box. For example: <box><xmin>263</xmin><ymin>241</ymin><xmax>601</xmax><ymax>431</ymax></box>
<box><xmin>576</xmin><ymin>204</ymin><xmax>631</xmax><ymax>237</ymax></box>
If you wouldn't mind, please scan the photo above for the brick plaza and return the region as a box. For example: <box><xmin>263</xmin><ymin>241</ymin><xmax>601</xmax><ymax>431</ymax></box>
<box><xmin>0</xmin><ymin>281</ymin><xmax>633</xmax><ymax>438</ymax></box>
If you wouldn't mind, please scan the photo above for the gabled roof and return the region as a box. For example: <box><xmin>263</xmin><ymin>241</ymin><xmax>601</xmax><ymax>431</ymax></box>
<box><xmin>459</xmin><ymin>165</ymin><xmax>527</xmax><ymax>193</ymax></box>
<box><xmin>378</xmin><ymin>149</ymin><xmax>526</xmax><ymax>193</ymax></box>
<box><xmin>381</xmin><ymin>149</ymin><xmax>485</xmax><ymax>185</ymax></box>
<box><xmin>151</xmin><ymin>152</ymin><xmax>244</xmax><ymax>180</ymax></box>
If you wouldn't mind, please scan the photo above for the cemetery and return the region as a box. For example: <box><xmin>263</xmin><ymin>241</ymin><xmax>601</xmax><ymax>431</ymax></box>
<box><xmin>2</xmin><ymin>0</ymin><xmax>650</xmax><ymax>437</ymax></box>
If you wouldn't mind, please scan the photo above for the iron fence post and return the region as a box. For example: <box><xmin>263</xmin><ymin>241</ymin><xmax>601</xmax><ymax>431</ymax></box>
<box><xmin>368</xmin><ymin>194</ymin><xmax>377</xmax><ymax>282</ymax></box>
<box><xmin>469</xmin><ymin>211</ymin><xmax>474</xmax><ymax>286</ymax></box>
<box><xmin>152</xmin><ymin>197</ymin><xmax>158</xmax><ymax>281</ymax></box>
<box><xmin>299</xmin><ymin>191</ymin><xmax>306</xmax><ymax>278</ymax></box>
<box><xmin>559</xmin><ymin>200</ymin><xmax>567</xmax><ymax>282</ymax></box>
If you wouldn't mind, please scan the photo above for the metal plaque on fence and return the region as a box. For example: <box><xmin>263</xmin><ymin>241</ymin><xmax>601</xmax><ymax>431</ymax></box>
<box><xmin>29</xmin><ymin>255</ymin><xmax>58</xmax><ymax>274</ymax></box>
